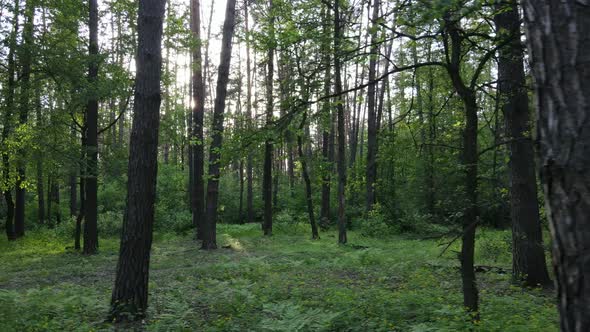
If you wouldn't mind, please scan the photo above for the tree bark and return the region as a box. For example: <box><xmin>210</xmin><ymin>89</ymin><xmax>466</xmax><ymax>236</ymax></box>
<box><xmin>522</xmin><ymin>2</ymin><xmax>590</xmax><ymax>330</ymax></box>
<box><xmin>202</xmin><ymin>0</ymin><xmax>237</xmax><ymax>249</ymax></box>
<box><xmin>244</xmin><ymin>3</ymin><xmax>254</xmax><ymax>224</ymax></box>
<box><xmin>365</xmin><ymin>0</ymin><xmax>380</xmax><ymax>212</ymax></box>
<box><xmin>2</xmin><ymin>0</ymin><xmax>20</xmax><ymax>241</ymax></box>
<box><xmin>320</xmin><ymin>6</ymin><xmax>332</xmax><ymax>230</ymax></box>
<box><xmin>298</xmin><ymin>111</ymin><xmax>319</xmax><ymax>239</ymax></box>
<box><xmin>262</xmin><ymin>0</ymin><xmax>275</xmax><ymax>236</ymax></box>
<box><xmin>333</xmin><ymin>0</ymin><xmax>347</xmax><ymax>244</ymax></box>
<box><xmin>83</xmin><ymin>0</ymin><xmax>99</xmax><ymax>255</ymax></box>
<box><xmin>190</xmin><ymin>0</ymin><xmax>206</xmax><ymax>240</ymax></box>
<box><xmin>109</xmin><ymin>0</ymin><xmax>166</xmax><ymax>321</ymax></box>
<box><xmin>495</xmin><ymin>1</ymin><xmax>551</xmax><ymax>287</ymax></box>
<box><xmin>443</xmin><ymin>12</ymin><xmax>479</xmax><ymax>315</ymax></box>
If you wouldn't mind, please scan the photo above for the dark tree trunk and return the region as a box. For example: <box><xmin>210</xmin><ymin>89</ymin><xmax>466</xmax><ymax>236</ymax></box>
<box><xmin>46</xmin><ymin>176</ymin><xmax>52</xmax><ymax>226</ymax></box>
<box><xmin>75</xmin><ymin>132</ymin><xmax>87</xmax><ymax>250</ymax></box>
<box><xmin>35</xmin><ymin>84</ymin><xmax>44</xmax><ymax>225</ymax></box>
<box><xmin>244</xmin><ymin>3</ymin><xmax>254</xmax><ymax>224</ymax></box>
<box><xmin>190</xmin><ymin>0</ymin><xmax>206</xmax><ymax>240</ymax></box>
<box><xmin>262</xmin><ymin>0</ymin><xmax>275</xmax><ymax>236</ymax></box>
<box><xmin>109</xmin><ymin>0</ymin><xmax>165</xmax><ymax>321</ymax></box>
<box><xmin>51</xmin><ymin>179</ymin><xmax>61</xmax><ymax>224</ymax></box>
<box><xmin>70</xmin><ymin>128</ymin><xmax>78</xmax><ymax>217</ymax></box>
<box><xmin>83</xmin><ymin>0</ymin><xmax>99</xmax><ymax>255</ymax></box>
<box><xmin>202</xmin><ymin>0</ymin><xmax>237</xmax><ymax>249</ymax></box>
<box><xmin>365</xmin><ymin>0</ymin><xmax>379</xmax><ymax>212</ymax></box>
<box><xmin>2</xmin><ymin>0</ymin><xmax>19</xmax><ymax>241</ymax></box>
<box><xmin>14</xmin><ymin>0</ymin><xmax>34</xmax><ymax>238</ymax></box>
<box><xmin>320</xmin><ymin>6</ymin><xmax>332</xmax><ymax>230</ymax></box>
<box><xmin>443</xmin><ymin>13</ymin><xmax>479</xmax><ymax>315</ymax></box>
<box><xmin>333</xmin><ymin>0</ymin><xmax>347</xmax><ymax>244</ymax></box>
<box><xmin>495</xmin><ymin>1</ymin><xmax>551</xmax><ymax>287</ymax></box>
<box><xmin>298</xmin><ymin>111</ymin><xmax>319</xmax><ymax>239</ymax></box>
<box><xmin>522</xmin><ymin>2</ymin><xmax>590</xmax><ymax>331</ymax></box>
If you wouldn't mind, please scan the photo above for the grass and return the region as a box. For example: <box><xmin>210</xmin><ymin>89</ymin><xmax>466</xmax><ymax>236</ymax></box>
<box><xmin>0</xmin><ymin>223</ymin><xmax>557</xmax><ymax>331</ymax></box>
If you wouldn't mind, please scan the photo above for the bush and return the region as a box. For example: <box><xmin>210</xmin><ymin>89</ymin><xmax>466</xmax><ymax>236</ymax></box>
<box><xmin>359</xmin><ymin>204</ymin><xmax>399</xmax><ymax>237</ymax></box>
<box><xmin>98</xmin><ymin>211</ymin><xmax>123</xmax><ymax>237</ymax></box>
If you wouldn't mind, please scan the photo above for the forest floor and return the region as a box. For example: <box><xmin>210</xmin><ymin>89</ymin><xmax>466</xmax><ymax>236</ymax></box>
<box><xmin>0</xmin><ymin>223</ymin><xmax>557</xmax><ymax>331</ymax></box>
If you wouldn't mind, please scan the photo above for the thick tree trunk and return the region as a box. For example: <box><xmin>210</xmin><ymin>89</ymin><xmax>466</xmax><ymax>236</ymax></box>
<box><xmin>262</xmin><ymin>0</ymin><xmax>275</xmax><ymax>236</ymax></box>
<box><xmin>83</xmin><ymin>0</ymin><xmax>99</xmax><ymax>255</ymax></box>
<box><xmin>333</xmin><ymin>0</ymin><xmax>347</xmax><ymax>244</ymax></box>
<box><xmin>190</xmin><ymin>0</ymin><xmax>206</xmax><ymax>240</ymax></box>
<box><xmin>109</xmin><ymin>0</ymin><xmax>165</xmax><ymax>321</ymax></box>
<box><xmin>522</xmin><ymin>2</ymin><xmax>590</xmax><ymax>331</ymax></box>
<box><xmin>202</xmin><ymin>0</ymin><xmax>237</xmax><ymax>249</ymax></box>
<box><xmin>495</xmin><ymin>1</ymin><xmax>551</xmax><ymax>287</ymax></box>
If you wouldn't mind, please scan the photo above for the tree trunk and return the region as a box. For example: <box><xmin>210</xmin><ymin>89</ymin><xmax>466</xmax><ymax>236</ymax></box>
<box><xmin>444</xmin><ymin>13</ymin><xmax>479</xmax><ymax>315</ymax></box>
<box><xmin>2</xmin><ymin>0</ymin><xmax>20</xmax><ymax>241</ymax></box>
<box><xmin>202</xmin><ymin>0</ymin><xmax>237</xmax><ymax>249</ymax></box>
<box><xmin>109</xmin><ymin>0</ymin><xmax>165</xmax><ymax>321</ymax></box>
<box><xmin>70</xmin><ymin>127</ymin><xmax>78</xmax><ymax>217</ymax></box>
<box><xmin>320</xmin><ymin>6</ymin><xmax>332</xmax><ymax>230</ymax></box>
<box><xmin>244</xmin><ymin>3</ymin><xmax>254</xmax><ymax>224</ymax></box>
<box><xmin>333</xmin><ymin>0</ymin><xmax>347</xmax><ymax>244</ymax></box>
<box><xmin>298</xmin><ymin>111</ymin><xmax>319</xmax><ymax>239</ymax></box>
<box><xmin>365</xmin><ymin>0</ymin><xmax>380</xmax><ymax>212</ymax></box>
<box><xmin>522</xmin><ymin>2</ymin><xmax>590</xmax><ymax>330</ymax></box>
<box><xmin>83</xmin><ymin>0</ymin><xmax>99</xmax><ymax>255</ymax></box>
<box><xmin>190</xmin><ymin>0</ymin><xmax>206</xmax><ymax>240</ymax></box>
<box><xmin>14</xmin><ymin>0</ymin><xmax>34</xmax><ymax>238</ymax></box>
<box><xmin>495</xmin><ymin>1</ymin><xmax>551</xmax><ymax>287</ymax></box>
<box><xmin>262</xmin><ymin>0</ymin><xmax>275</xmax><ymax>236</ymax></box>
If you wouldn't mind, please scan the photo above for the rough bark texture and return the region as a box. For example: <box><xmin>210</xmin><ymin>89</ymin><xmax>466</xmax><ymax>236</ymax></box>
<box><xmin>262</xmin><ymin>0</ymin><xmax>275</xmax><ymax>236</ymax></box>
<box><xmin>495</xmin><ymin>1</ymin><xmax>551</xmax><ymax>287</ymax></box>
<box><xmin>522</xmin><ymin>2</ymin><xmax>590</xmax><ymax>331</ymax></box>
<box><xmin>190</xmin><ymin>0</ymin><xmax>205</xmax><ymax>240</ymax></box>
<box><xmin>109</xmin><ymin>0</ymin><xmax>165</xmax><ymax>321</ymax></box>
<box><xmin>83</xmin><ymin>0</ymin><xmax>99</xmax><ymax>255</ymax></box>
<box><xmin>333</xmin><ymin>0</ymin><xmax>347</xmax><ymax>244</ymax></box>
<box><xmin>202</xmin><ymin>0</ymin><xmax>237</xmax><ymax>249</ymax></box>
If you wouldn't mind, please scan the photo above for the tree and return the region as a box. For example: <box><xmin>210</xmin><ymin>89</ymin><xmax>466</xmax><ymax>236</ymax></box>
<box><xmin>190</xmin><ymin>0</ymin><xmax>205</xmax><ymax>240</ymax></box>
<box><xmin>494</xmin><ymin>0</ymin><xmax>551</xmax><ymax>287</ymax></box>
<box><xmin>365</xmin><ymin>0</ymin><xmax>380</xmax><ymax>212</ymax></box>
<box><xmin>83</xmin><ymin>0</ymin><xmax>99</xmax><ymax>255</ymax></box>
<box><xmin>109</xmin><ymin>0</ymin><xmax>166</xmax><ymax>321</ymax></box>
<box><xmin>333</xmin><ymin>0</ymin><xmax>347</xmax><ymax>244</ymax></box>
<box><xmin>2</xmin><ymin>0</ymin><xmax>20</xmax><ymax>241</ymax></box>
<box><xmin>202</xmin><ymin>0</ymin><xmax>238</xmax><ymax>249</ymax></box>
<box><xmin>262</xmin><ymin>0</ymin><xmax>275</xmax><ymax>236</ymax></box>
<box><xmin>522</xmin><ymin>1</ymin><xmax>590</xmax><ymax>330</ymax></box>
<box><xmin>14</xmin><ymin>0</ymin><xmax>35</xmax><ymax>238</ymax></box>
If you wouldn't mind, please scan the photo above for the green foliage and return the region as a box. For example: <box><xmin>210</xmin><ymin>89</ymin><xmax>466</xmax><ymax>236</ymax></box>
<box><xmin>0</xmin><ymin>225</ymin><xmax>557</xmax><ymax>331</ymax></box>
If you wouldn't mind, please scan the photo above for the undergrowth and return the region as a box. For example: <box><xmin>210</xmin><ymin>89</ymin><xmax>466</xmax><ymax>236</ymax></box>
<box><xmin>0</xmin><ymin>223</ymin><xmax>557</xmax><ymax>331</ymax></box>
